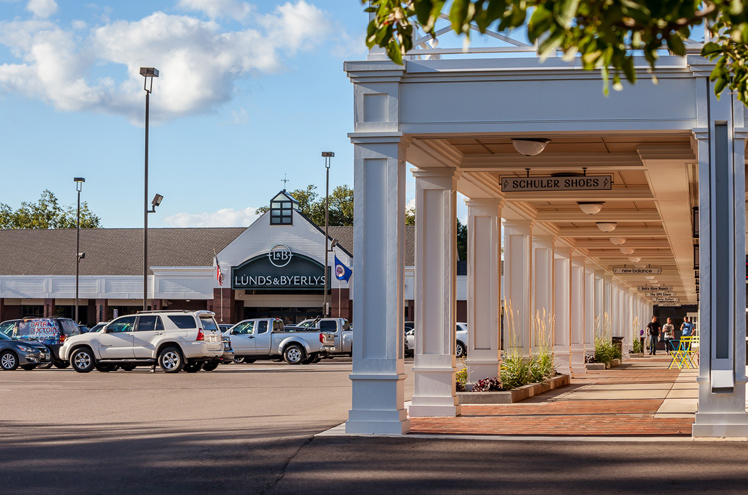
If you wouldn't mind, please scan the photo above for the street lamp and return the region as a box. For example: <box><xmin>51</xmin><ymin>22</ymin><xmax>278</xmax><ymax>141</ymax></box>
<box><xmin>74</xmin><ymin>177</ymin><xmax>85</xmax><ymax>323</ymax></box>
<box><xmin>321</xmin><ymin>151</ymin><xmax>334</xmax><ymax>317</ymax></box>
<box><xmin>141</xmin><ymin>66</ymin><xmax>159</xmax><ymax>311</ymax></box>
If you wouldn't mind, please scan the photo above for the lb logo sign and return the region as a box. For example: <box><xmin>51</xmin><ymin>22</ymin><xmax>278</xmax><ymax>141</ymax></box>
<box><xmin>268</xmin><ymin>245</ymin><xmax>292</xmax><ymax>267</ymax></box>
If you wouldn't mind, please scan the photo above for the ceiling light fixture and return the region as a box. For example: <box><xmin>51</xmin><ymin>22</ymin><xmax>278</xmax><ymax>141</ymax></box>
<box><xmin>511</xmin><ymin>138</ymin><xmax>551</xmax><ymax>156</ymax></box>
<box><xmin>628</xmin><ymin>256</ymin><xmax>641</xmax><ymax>263</ymax></box>
<box><xmin>620</xmin><ymin>247</ymin><xmax>635</xmax><ymax>255</ymax></box>
<box><xmin>596</xmin><ymin>222</ymin><xmax>618</xmax><ymax>232</ymax></box>
<box><xmin>609</xmin><ymin>237</ymin><xmax>627</xmax><ymax>245</ymax></box>
<box><xmin>578</xmin><ymin>202</ymin><xmax>605</xmax><ymax>215</ymax></box>
<box><xmin>645</xmin><ymin>275</ymin><xmax>655</xmax><ymax>280</ymax></box>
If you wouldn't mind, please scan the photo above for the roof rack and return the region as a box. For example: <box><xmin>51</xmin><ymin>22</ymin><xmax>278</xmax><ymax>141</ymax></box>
<box><xmin>136</xmin><ymin>309</ymin><xmax>215</xmax><ymax>315</ymax></box>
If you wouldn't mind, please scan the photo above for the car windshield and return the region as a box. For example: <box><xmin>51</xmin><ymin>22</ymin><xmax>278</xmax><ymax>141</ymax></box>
<box><xmin>0</xmin><ymin>321</ymin><xmax>16</xmax><ymax>336</ymax></box>
<box><xmin>0</xmin><ymin>333</ymin><xmax>10</xmax><ymax>340</ymax></box>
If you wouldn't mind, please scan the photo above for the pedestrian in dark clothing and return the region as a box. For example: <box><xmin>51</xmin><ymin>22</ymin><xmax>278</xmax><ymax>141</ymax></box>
<box><xmin>647</xmin><ymin>316</ymin><xmax>661</xmax><ymax>355</ymax></box>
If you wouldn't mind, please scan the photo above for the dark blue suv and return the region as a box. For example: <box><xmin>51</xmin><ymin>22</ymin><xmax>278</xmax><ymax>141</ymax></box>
<box><xmin>0</xmin><ymin>317</ymin><xmax>80</xmax><ymax>368</ymax></box>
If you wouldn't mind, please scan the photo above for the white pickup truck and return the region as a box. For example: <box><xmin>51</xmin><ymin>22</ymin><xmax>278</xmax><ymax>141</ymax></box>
<box><xmin>224</xmin><ymin>318</ymin><xmax>326</xmax><ymax>365</ymax></box>
<box><xmin>297</xmin><ymin>318</ymin><xmax>352</xmax><ymax>357</ymax></box>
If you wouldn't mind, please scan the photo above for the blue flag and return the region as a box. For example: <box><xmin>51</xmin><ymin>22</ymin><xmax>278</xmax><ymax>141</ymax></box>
<box><xmin>334</xmin><ymin>255</ymin><xmax>352</xmax><ymax>282</ymax></box>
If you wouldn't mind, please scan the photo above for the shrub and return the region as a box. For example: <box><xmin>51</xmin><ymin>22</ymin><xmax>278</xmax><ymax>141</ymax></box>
<box><xmin>472</xmin><ymin>377</ymin><xmax>503</xmax><ymax>392</ymax></box>
<box><xmin>500</xmin><ymin>352</ymin><xmax>531</xmax><ymax>390</ymax></box>
<box><xmin>530</xmin><ymin>350</ymin><xmax>555</xmax><ymax>383</ymax></box>
<box><xmin>455</xmin><ymin>360</ymin><xmax>468</xmax><ymax>392</ymax></box>
<box><xmin>632</xmin><ymin>338</ymin><xmax>643</xmax><ymax>353</ymax></box>
<box><xmin>594</xmin><ymin>337</ymin><xmax>619</xmax><ymax>364</ymax></box>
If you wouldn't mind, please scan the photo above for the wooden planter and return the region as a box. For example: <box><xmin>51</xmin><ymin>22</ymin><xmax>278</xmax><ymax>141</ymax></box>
<box><xmin>586</xmin><ymin>358</ymin><xmax>622</xmax><ymax>371</ymax></box>
<box><xmin>457</xmin><ymin>374</ymin><xmax>570</xmax><ymax>404</ymax></box>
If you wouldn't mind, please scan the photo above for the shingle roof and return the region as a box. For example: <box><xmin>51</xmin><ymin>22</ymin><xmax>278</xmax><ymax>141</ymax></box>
<box><xmin>0</xmin><ymin>228</ymin><xmax>245</xmax><ymax>276</ymax></box>
<box><xmin>0</xmin><ymin>224</ymin><xmax>417</xmax><ymax>276</ymax></box>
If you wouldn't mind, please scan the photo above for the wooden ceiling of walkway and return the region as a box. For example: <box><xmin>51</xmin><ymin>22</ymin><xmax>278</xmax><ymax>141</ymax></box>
<box><xmin>409</xmin><ymin>133</ymin><xmax>699</xmax><ymax>305</ymax></box>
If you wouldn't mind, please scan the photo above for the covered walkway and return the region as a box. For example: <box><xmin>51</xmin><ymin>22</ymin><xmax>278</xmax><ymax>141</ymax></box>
<box><xmin>409</xmin><ymin>357</ymin><xmax>697</xmax><ymax>437</ymax></box>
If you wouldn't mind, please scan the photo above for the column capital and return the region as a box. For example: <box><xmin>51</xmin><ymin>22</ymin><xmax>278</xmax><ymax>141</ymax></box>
<box><xmin>503</xmin><ymin>218</ymin><xmax>534</xmax><ymax>231</ymax></box>
<box><xmin>533</xmin><ymin>234</ymin><xmax>556</xmax><ymax>247</ymax></box>
<box><xmin>411</xmin><ymin>167</ymin><xmax>461</xmax><ymax>180</ymax></box>
<box><xmin>555</xmin><ymin>246</ymin><xmax>572</xmax><ymax>258</ymax></box>
<box><xmin>465</xmin><ymin>197</ymin><xmax>504</xmax><ymax>209</ymax></box>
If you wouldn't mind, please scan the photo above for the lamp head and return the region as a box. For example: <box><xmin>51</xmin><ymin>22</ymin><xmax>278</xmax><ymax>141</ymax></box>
<box><xmin>511</xmin><ymin>138</ymin><xmax>550</xmax><ymax>156</ymax></box>
<box><xmin>609</xmin><ymin>237</ymin><xmax>627</xmax><ymax>246</ymax></box>
<box><xmin>596</xmin><ymin>222</ymin><xmax>617</xmax><ymax>233</ymax></box>
<box><xmin>321</xmin><ymin>152</ymin><xmax>335</xmax><ymax>158</ymax></box>
<box><xmin>74</xmin><ymin>177</ymin><xmax>85</xmax><ymax>192</ymax></box>
<box><xmin>140</xmin><ymin>67</ymin><xmax>159</xmax><ymax>78</ymax></box>
<box><xmin>577</xmin><ymin>201</ymin><xmax>604</xmax><ymax>215</ymax></box>
<box><xmin>151</xmin><ymin>194</ymin><xmax>163</xmax><ymax>207</ymax></box>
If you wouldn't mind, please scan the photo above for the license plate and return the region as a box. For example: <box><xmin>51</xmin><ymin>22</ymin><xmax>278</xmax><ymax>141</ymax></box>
<box><xmin>325</xmin><ymin>347</ymin><xmax>337</xmax><ymax>352</ymax></box>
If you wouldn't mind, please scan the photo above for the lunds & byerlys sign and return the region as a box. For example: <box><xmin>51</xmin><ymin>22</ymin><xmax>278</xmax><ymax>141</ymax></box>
<box><xmin>500</xmin><ymin>175</ymin><xmax>612</xmax><ymax>192</ymax></box>
<box><xmin>231</xmin><ymin>245</ymin><xmax>329</xmax><ymax>291</ymax></box>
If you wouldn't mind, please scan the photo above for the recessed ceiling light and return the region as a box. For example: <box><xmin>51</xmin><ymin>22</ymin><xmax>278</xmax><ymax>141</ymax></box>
<box><xmin>597</xmin><ymin>222</ymin><xmax>617</xmax><ymax>232</ymax></box>
<box><xmin>578</xmin><ymin>202</ymin><xmax>605</xmax><ymax>215</ymax></box>
<box><xmin>628</xmin><ymin>256</ymin><xmax>641</xmax><ymax>262</ymax></box>
<box><xmin>511</xmin><ymin>138</ymin><xmax>551</xmax><ymax>156</ymax></box>
<box><xmin>609</xmin><ymin>237</ymin><xmax>627</xmax><ymax>245</ymax></box>
<box><xmin>620</xmin><ymin>247</ymin><xmax>635</xmax><ymax>255</ymax></box>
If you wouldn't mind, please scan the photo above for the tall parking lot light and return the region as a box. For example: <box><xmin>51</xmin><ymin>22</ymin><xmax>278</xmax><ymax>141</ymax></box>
<box><xmin>140</xmin><ymin>67</ymin><xmax>159</xmax><ymax>311</ymax></box>
<box><xmin>74</xmin><ymin>177</ymin><xmax>85</xmax><ymax>323</ymax></box>
<box><xmin>322</xmin><ymin>151</ymin><xmax>334</xmax><ymax>317</ymax></box>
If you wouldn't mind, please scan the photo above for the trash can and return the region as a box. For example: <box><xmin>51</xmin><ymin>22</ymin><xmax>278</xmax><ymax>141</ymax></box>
<box><xmin>611</xmin><ymin>336</ymin><xmax>624</xmax><ymax>357</ymax></box>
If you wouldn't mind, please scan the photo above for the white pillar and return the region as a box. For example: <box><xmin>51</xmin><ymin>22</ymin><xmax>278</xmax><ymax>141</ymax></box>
<box><xmin>594</xmin><ymin>270</ymin><xmax>605</xmax><ymax>339</ymax></box>
<box><xmin>465</xmin><ymin>198</ymin><xmax>502</xmax><ymax>385</ymax></box>
<box><xmin>570</xmin><ymin>255</ymin><xmax>586</xmax><ymax>375</ymax></box>
<box><xmin>692</xmin><ymin>83</ymin><xmax>748</xmax><ymax>436</ymax></box>
<box><xmin>626</xmin><ymin>289</ymin><xmax>636</xmax><ymax>355</ymax></box>
<box><xmin>533</xmin><ymin>235</ymin><xmax>555</xmax><ymax>355</ymax></box>
<box><xmin>346</xmin><ymin>137</ymin><xmax>409</xmax><ymax>435</ymax></box>
<box><xmin>603</xmin><ymin>274</ymin><xmax>613</xmax><ymax>338</ymax></box>
<box><xmin>553</xmin><ymin>247</ymin><xmax>571</xmax><ymax>375</ymax></box>
<box><xmin>409</xmin><ymin>168</ymin><xmax>461</xmax><ymax>418</ymax></box>
<box><xmin>503</xmin><ymin>220</ymin><xmax>533</xmax><ymax>354</ymax></box>
<box><xmin>583</xmin><ymin>263</ymin><xmax>596</xmax><ymax>361</ymax></box>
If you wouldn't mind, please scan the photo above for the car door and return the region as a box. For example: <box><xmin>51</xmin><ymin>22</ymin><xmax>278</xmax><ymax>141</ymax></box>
<box><xmin>98</xmin><ymin>317</ymin><xmax>136</xmax><ymax>359</ymax></box>
<box><xmin>252</xmin><ymin>320</ymin><xmax>272</xmax><ymax>355</ymax></box>
<box><xmin>132</xmin><ymin>315</ymin><xmax>165</xmax><ymax>358</ymax></box>
<box><xmin>230</xmin><ymin>320</ymin><xmax>256</xmax><ymax>355</ymax></box>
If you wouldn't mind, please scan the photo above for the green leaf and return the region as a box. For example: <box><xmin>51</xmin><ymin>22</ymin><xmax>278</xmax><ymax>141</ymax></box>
<box><xmin>666</xmin><ymin>35</ymin><xmax>685</xmax><ymax>56</ymax></box>
<box><xmin>701</xmin><ymin>42</ymin><xmax>723</xmax><ymax>57</ymax></box>
<box><xmin>386</xmin><ymin>39</ymin><xmax>404</xmax><ymax>65</ymax></box>
<box><xmin>714</xmin><ymin>74</ymin><xmax>728</xmax><ymax>96</ymax></box>
<box><xmin>554</xmin><ymin>0</ymin><xmax>581</xmax><ymax>29</ymax></box>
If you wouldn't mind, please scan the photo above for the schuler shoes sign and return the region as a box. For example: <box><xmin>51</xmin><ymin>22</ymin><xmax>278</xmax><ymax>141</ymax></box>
<box><xmin>232</xmin><ymin>245</ymin><xmax>329</xmax><ymax>291</ymax></box>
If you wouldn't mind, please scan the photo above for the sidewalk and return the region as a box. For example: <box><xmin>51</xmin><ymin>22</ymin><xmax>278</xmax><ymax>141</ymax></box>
<box><xmin>408</xmin><ymin>356</ymin><xmax>697</xmax><ymax>437</ymax></box>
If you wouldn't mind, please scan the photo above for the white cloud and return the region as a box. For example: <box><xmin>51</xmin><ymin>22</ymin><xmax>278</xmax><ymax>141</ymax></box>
<box><xmin>176</xmin><ymin>0</ymin><xmax>252</xmax><ymax>21</ymax></box>
<box><xmin>164</xmin><ymin>207</ymin><xmax>261</xmax><ymax>227</ymax></box>
<box><xmin>26</xmin><ymin>0</ymin><xmax>57</xmax><ymax>18</ymax></box>
<box><xmin>0</xmin><ymin>1</ymin><xmax>333</xmax><ymax>123</ymax></box>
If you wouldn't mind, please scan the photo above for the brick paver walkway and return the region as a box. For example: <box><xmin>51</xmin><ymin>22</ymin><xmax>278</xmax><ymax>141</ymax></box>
<box><xmin>409</xmin><ymin>357</ymin><xmax>695</xmax><ymax>437</ymax></box>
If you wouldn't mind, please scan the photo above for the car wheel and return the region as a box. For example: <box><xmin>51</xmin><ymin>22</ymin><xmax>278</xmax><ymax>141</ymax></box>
<box><xmin>95</xmin><ymin>363</ymin><xmax>115</xmax><ymax>372</ymax></box>
<box><xmin>233</xmin><ymin>356</ymin><xmax>245</xmax><ymax>364</ymax></box>
<box><xmin>158</xmin><ymin>347</ymin><xmax>184</xmax><ymax>373</ymax></box>
<box><xmin>0</xmin><ymin>350</ymin><xmax>19</xmax><ymax>371</ymax></box>
<box><xmin>121</xmin><ymin>365</ymin><xmax>136</xmax><ymax>371</ymax></box>
<box><xmin>283</xmin><ymin>344</ymin><xmax>305</xmax><ymax>365</ymax></box>
<box><xmin>456</xmin><ymin>341</ymin><xmax>467</xmax><ymax>359</ymax></box>
<box><xmin>54</xmin><ymin>361</ymin><xmax>70</xmax><ymax>369</ymax></box>
<box><xmin>302</xmin><ymin>352</ymin><xmax>318</xmax><ymax>364</ymax></box>
<box><xmin>71</xmin><ymin>348</ymin><xmax>96</xmax><ymax>373</ymax></box>
<box><xmin>312</xmin><ymin>354</ymin><xmax>322</xmax><ymax>363</ymax></box>
<box><xmin>202</xmin><ymin>361</ymin><xmax>219</xmax><ymax>372</ymax></box>
<box><xmin>184</xmin><ymin>361</ymin><xmax>204</xmax><ymax>373</ymax></box>
<box><xmin>38</xmin><ymin>361</ymin><xmax>53</xmax><ymax>369</ymax></box>
<box><xmin>21</xmin><ymin>364</ymin><xmax>38</xmax><ymax>371</ymax></box>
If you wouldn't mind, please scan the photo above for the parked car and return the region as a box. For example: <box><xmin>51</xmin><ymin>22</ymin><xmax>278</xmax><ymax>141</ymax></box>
<box><xmin>0</xmin><ymin>317</ymin><xmax>80</xmax><ymax>368</ymax></box>
<box><xmin>0</xmin><ymin>332</ymin><xmax>51</xmax><ymax>370</ymax></box>
<box><xmin>60</xmin><ymin>310</ymin><xmax>224</xmax><ymax>373</ymax></box>
<box><xmin>87</xmin><ymin>323</ymin><xmax>107</xmax><ymax>333</ymax></box>
<box><xmin>219</xmin><ymin>324</ymin><xmax>233</xmax><ymax>333</ymax></box>
<box><xmin>404</xmin><ymin>323</ymin><xmax>468</xmax><ymax>358</ymax></box>
<box><xmin>302</xmin><ymin>318</ymin><xmax>352</xmax><ymax>357</ymax></box>
<box><xmin>225</xmin><ymin>318</ymin><xmax>327</xmax><ymax>364</ymax></box>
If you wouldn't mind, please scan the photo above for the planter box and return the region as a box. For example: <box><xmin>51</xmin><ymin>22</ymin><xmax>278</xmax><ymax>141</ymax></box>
<box><xmin>586</xmin><ymin>358</ymin><xmax>622</xmax><ymax>371</ymax></box>
<box><xmin>457</xmin><ymin>374</ymin><xmax>569</xmax><ymax>404</ymax></box>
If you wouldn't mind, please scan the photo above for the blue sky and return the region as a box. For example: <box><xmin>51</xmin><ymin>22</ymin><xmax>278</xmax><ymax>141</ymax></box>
<box><xmin>0</xmin><ymin>0</ymin><xmax>379</xmax><ymax>228</ymax></box>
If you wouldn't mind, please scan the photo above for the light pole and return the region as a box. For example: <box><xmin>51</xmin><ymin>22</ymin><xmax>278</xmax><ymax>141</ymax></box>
<box><xmin>74</xmin><ymin>177</ymin><xmax>85</xmax><ymax>323</ymax></box>
<box><xmin>140</xmin><ymin>67</ymin><xmax>159</xmax><ymax>311</ymax></box>
<box><xmin>321</xmin><ymin>152</ymin><xmax>334</xmax><ymax>317</ymax></box>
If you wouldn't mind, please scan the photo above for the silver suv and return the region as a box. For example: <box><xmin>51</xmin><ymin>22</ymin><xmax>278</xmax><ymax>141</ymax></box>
<box><xmin>60</xmin><ymin>310</ymin><xmax>224</xmax><ymax>373</ymax></box>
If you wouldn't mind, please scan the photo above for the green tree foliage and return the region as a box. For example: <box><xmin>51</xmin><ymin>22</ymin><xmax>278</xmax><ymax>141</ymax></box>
<box><xmin>456</xmin><ymin>218</ymin><xmax>467</xmax><ymax>261</ymax></box>
<box><xmin>363</xmin><ymin>0</ymin><xmax>748</xmax><ymax>104</ymax></box>
<box><xmin>258</xmin><ymin>185</ymin><xmax>354</xmax><ymax>226</ymax></box>
<box><xmin>0</xmin><ymin>190</ymin><xmax>102</xmax><ymax>229</ymax></box>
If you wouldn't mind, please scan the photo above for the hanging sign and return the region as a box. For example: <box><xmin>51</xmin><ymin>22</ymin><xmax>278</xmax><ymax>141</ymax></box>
<box><xmin>638</xmin><ymin>286</ymin><xmax>672</xmax><ymax>291</ymax></box>
<box><xmin>646</xmin><ymin>292</ymin><xmax>676</xmax><ymax>297</ymax></box>
<box><xmin>500</xmin><ymin>175</ymin><xmax>612</xmax><ymax>192</ymax></box>
<box><xmin>656</xmin><ymin>303</ymin><xmax>682</xmax><ymax>307</ymax></box>
<box><xmin>613</xmin><ymin>267</ymin><xmax>662</xmax><ymax>275</ymax></box>
<box><xmin>653</xmin><ymin>298</ymin><xmax>680</xmax><ymax>303</ymax></box>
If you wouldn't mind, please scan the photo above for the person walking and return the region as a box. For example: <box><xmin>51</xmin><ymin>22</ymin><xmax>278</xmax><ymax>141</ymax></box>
<box><xmin>681</xmin><ymin>316</ymin><xmax>694</xmax><ymax>337</ymax></box>
<box><xmin>662</xmin><ymin>317</ymin><xmax>675</xmax><ymax>355</ymax></box>
<box><xmin>647</xmin><ymin>316</ymin><xmax>661</xmax><ymax>355</ymax></box>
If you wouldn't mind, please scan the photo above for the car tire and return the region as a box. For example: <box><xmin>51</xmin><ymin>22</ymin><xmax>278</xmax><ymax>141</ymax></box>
<box><xmin>312</xmin><ymin>354</ymin><xmax>322</xmax><ymax>363</ymax></box>
<box><xmin>158</xmin><ymin>347</ymin><xmax>185</xmax><ymax>373</ymax></box>
<box><xmin>184</xmin><ymin>361</ymin><xmax>204</xmax><ymax>373</ymax></box>
<box><xmin>71</xmin><ymin>348</ymin><xmax>96</xmax><ymax>373</ymax></box>
<box><xmin>38</xmin><ymin>361</ymin><xmax>53</xmax><ymax>369</ymax></box>
<box><xmin>233</xmin><ymin>356</ymin><xmax>245</xmax><ymax>364</ymax></box>
<box><xmin>21</xmin><ymin>364</ymin><xmax>38</xmax><ymax>371</ymax></box>
<box><xmin>0</xmin><ymin>350</ymin><xmax>19</xmax><ymax>371</ymax></box>
<box><xmin>202</xmin><ymin>361</ymin><xmax>219</xmax><ymax>372</ymax></box>
<box><xmin>302</xmin><ymin>352</ymin><xmax>318</xmax><ymax>364</ymax></box>
<box><xmin>283</xmin><ymin>344</ymin><xmax>305</xmax><ymax>365</ymax></box>
<box><xmin>456</xmin><ymin>341</ymin><xmax>466</xmax><ymax>359</ymax></box>
<box><xmin>54</xmin><ymin>361</ymin><xmax>70</xmax><ymax>369</ymax></box>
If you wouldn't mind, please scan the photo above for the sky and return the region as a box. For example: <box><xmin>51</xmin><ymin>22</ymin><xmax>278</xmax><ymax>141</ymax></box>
<box><xmin>0</xmin><ymin>0</ymin><xmax>418</xmax><ymax>228</ymax></box>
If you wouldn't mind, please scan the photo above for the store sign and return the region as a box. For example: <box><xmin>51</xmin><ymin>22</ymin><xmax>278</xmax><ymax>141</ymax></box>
<box><xmin>645</xmin><ymin>292</ymin><xmax>675</xmax><ymax>297</ymax></box>
<box><xmin>657</xmin><ymin>303</ymin><xmax>682</xmax><ymax>307</ymax></box>
<box><xmin>613</xmin><ymin>267</ymin><xmax>662</xmax><ymax>275</ymax></box>
<box><xmin>638</xmin><ymin>286</ymin><xmax>672</xmax><ymax>291</ymax></box>
<box><xmin>500</xmin><ymin>175</ymin><xmax>612</xmax><ymax>192</ymax></box>
<box><xmin>232</xmin><ymin>247</ymin><xmax>329</xmax><ymax>291</ymax></box>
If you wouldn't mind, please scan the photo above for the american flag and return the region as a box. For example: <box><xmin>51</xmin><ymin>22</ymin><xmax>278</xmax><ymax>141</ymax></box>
<box><xmin>215</xmin><ymin>255</ymin><xmax>224</xmax><ymax>287</ymax></box>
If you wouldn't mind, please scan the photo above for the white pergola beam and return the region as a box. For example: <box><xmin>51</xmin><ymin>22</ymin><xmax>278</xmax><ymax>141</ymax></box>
<box><xmin>503</xmin><ymin>187</ymin><xmax>654</xmax><ymax>201</ymax></box>
<box><xmin>557</xmin><ymin>226</ymin><xmax>666</xmax><ymax>238</ymax></box>
<box><xmin>461</xmin><ymin>152</ymin><xmax>645</xmax><ymax>171</ymax></box>
<box><xmin>535</xmin><ymin>210</ymin><xmax>661</xmax><ymax>222</ymax></box>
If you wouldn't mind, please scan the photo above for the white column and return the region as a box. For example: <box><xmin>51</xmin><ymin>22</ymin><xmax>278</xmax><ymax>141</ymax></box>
<box><xmin>533</xmin><ymin>235</ymin><xmax>555</xmax><ymax>355</ymax></box>
<box><xmin>603</xmin><ymin>274</ymin><xmax>613</xmax><ymax>338</ymax></box>
<box><xmin>346</xmin><ymin>137</ymin><xmax>409</xmax><ymax>435</ymax></box>
<box><xmin>570</xmin><ymin>255</ymin><xmax>586</xmax><ymax>375</ymax></box>
<box><xmin>503</xmin><ymin>220</ymin><xmax>533</xmax><ymax>354</ymax></box>
<box><xmin>617</xmin><ymin>281</ymin><xmax>625</xmax><ymax>338</ymax></box>
<box><xmin>594</xmin><ymin>270</ymin><xmax>605</xmax><ymax>339</ymax></box>
<box><xmin>692</xmin><ymin>82</ymin><xmax>748</xmax><ymax>436</ymax></box>
<box><xmin>409</xmin><ymin>168</ymin><xmax>460</xmax><ymax>418</ymax></box>
<box><xmin>626</xmin><ymin>289</ymin><xmax>636</xmax><ymax>355</ymax></box>
<box><xmin>465</xmin><ymin>198</ymin><xmax>502</xmax><ymax>385</ymax></box>
<box><xmin>552</xmin><ymin>247</ymin><xmax>571</xmax><ymax>375</ymax></box>
<box><xmin>583</xmin><ymin>263</ymin><xmax>596</xmax><ymax>361</ymax></box>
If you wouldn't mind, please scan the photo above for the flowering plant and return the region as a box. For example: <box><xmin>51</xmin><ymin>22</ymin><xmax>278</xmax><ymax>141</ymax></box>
<box><xmin>472</xmin><ymin>377</ymin><xmax>503</xmax><ymax>392</ymax></box>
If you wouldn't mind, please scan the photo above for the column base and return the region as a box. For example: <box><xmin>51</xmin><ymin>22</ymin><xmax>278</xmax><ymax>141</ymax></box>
<box><xmin>347</xmin><ymin>372</ymin><xmax>409</xmax><ymax>435</ymax></box>
<box><xmin>553</xmin><ymin>347</ymin><xmax>571</xmax><ymax>376</ymax></box>
<box><xmin>466</xmin><ymin>359</ymin><xmax>501</xmax><ymax>385</ymax></box>
<box><xmin>409</xmin><ymin>400</ymin><xmax>461</xmax><ymax>418</ymax></box>
<box><xmin>693</xmin><ymin>413</ymin><xmax>748</xmax><ymax>438</ymax></box>
<box><xmin>410</xmin><ymin>366</ymin><xmax>461</xmax><ymax>417</ymax></box>
<box><xmin>570</xmin><ymin>346</ymin><xmax>586</xmax><ymax>375</ymax></box>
